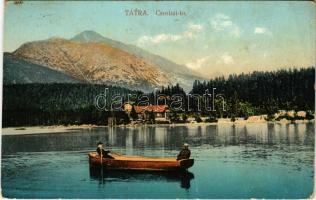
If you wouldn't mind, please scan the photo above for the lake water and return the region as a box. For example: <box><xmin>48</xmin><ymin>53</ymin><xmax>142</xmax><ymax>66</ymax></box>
<box><xmin>1</xmin><ymin>123</ymin><xmax>314</xmax><ymax>198</ymax></box>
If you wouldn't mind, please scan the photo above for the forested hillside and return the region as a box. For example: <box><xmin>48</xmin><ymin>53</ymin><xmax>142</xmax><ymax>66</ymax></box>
<box><xmin>3</xmin><ymin>67</ymin><xmax>314</xmax><ymax>127</ymax></box>
<box><xmin>190</xmin><ymin>67</ymin><xmax>315</xmax><ymax>117</ymax></box>
<box><xmin>3</xmin><ymin>83</ymin><xmax>141</xmax><ymax>127</ymax></box>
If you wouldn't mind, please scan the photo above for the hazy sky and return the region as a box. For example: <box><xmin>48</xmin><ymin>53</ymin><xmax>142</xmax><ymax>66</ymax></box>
<box><xmin>4</xmin><ymin>1</ymin><xmax>315</xmax><ymax>77</ymax></box>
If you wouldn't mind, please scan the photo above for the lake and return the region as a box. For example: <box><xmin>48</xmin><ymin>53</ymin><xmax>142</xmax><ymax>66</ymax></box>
<box><xmin>1</xmin><ymin>123</ymin><xmax>314</xmax><ymax>198</ymax></box>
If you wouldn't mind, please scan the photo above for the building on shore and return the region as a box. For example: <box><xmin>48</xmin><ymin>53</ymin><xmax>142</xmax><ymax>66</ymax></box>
<box><xmin>124</xmin><ymin>103</ymin><xmax>170</xmax><ymax>120</ymax></box>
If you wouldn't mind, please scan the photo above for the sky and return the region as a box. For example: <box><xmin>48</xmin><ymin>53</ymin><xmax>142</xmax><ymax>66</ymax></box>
<box><xmin>4</xmin><ymin>1</ymin><xmax>315</xmax><ymax>77</ymax></box>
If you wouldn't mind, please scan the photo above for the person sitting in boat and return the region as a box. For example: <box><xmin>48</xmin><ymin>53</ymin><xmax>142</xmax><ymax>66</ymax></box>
<box><xmin>177</xmin><ymin>143</ymin><xmax>191</xmax><ymax>160</ymax></box>
<box><xmin>96</xmin><ymin>141</ymin><xmax>113</xmax><ymax>159</ymax></box>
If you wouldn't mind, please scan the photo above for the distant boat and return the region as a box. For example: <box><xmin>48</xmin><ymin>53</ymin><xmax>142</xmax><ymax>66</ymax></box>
<box><xmin>88</xmin><ymin>152</ymin><xmax>194</xmax><ymax>171</ymax></box>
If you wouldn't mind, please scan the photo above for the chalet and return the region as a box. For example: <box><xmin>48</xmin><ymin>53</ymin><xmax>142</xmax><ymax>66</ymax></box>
<box><xmin>134</xmin><ymin>105</ymin><xmax>169</xmax><ymax>119</ymax></box>
<box><xmin>124</xmin><ymin>103</ymin><xmax>169</xmax><ymax>120</ymax></box>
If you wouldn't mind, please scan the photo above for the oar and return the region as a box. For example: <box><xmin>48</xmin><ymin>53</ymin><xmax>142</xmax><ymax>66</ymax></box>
<box><xmin>100</xmin><ymin>149</ymin><xmax>103</xmax><ymax>180</ymax></box>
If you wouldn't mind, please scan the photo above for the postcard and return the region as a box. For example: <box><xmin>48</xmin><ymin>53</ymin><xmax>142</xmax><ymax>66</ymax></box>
<box><xmin>1</xmin><ymin>0</ymin><xmax>315</xmax><ymax>199</ymax></box>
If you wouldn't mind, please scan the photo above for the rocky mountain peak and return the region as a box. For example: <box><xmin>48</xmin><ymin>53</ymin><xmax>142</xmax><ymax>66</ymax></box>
<box><xmin>72</xmin><ymin>30</ymin><xmax>108</xmax><ymax>43</ymax></box>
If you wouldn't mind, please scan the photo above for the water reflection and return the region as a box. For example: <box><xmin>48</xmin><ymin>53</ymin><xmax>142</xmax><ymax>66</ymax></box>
<box><xmin>2</xmin><ymin>123</ymin><xmax>314</xmax><ymax>154</ymax></box>
<box><xmin>89</xmin><ymin>166</ymin><xmax>194</xmax><ymax>189</ymax></box>
<box><xmin>1</xmin><ymin>123</ymin><xmax>314</xmax><ymax>198</ymax></box>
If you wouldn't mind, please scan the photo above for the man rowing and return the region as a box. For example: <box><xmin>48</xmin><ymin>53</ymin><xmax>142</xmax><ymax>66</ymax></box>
<box><xmin>96</xmin><ymin>141</ymin><xmax>114</xmax><ymax>159</ymax></box>
<box><xmin>177</xmin><ymin>143</ymin><xmax>191</xmax><ymax>160</ymax></box>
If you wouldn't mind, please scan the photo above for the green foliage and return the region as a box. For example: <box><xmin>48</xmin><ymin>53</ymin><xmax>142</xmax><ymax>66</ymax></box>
<box><xmin>130</xmin><ymin>105</ymin><xmax>138</xmax><ymax>121</ymax></box>
<box><xmin>239</xmin><ymin>102</ymin><xmax>254</xmax><ymax>119</ymax></box>
<box><xmin>263</xmin><ymin>99</ymin><xmax>278</xmax><ymax>117</ymax></box>
<box><xmin>121</xmin><ymin>112</ymin><xmax>131</xmax><ymax>125</ymax></box>
<box><xmin>169</xmin><ymin>111</ymin><xmax>180</xmax><ymax>123</ymax></box>
<box><xmin>266</xmin><ymin>114</ymin><xmax>274</xmax><ymax>121</ymax></box>
<box><xmin>194</xmin><ymin>114</ymin><xmax>202</xmax><ymax>123</ymax></box>
<box><xmin>205</xmin><ymin>115</ymin><xmax>218</xmax><ymax>123</ymax></box>
<box><xmin>306</xmin><ymin>111</ymin><xmax>314</xmax><ymax>120</ymax></box>
<box><xmin>191</xmin><ymin>67</ymin><xmax>315</xmax><ymax>117</ymax></box>
<box><xmin>181</xmin><ymin>113</ymin><xmax>188</xmax><ymax>122</ymax></box>
<box><xmin>3</xmin><ymin>83</ymin><xmax>140</xmax><ymax>127</ymax></box>
<box><xmin>148</xmin><ymin>111</ymin><xmax>156</xmax><ymax>124</ymax></box>
<box><xmin>231</xmin><ymin>115</ymin><xmax>236</xmax><ymax>122</ymax></box>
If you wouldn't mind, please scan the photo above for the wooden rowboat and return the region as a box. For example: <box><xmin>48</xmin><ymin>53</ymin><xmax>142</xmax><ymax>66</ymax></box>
<box><xmin>89</xmin><ymin>152</ymin><xmax>194</xmax><ymax>171</ymax></box>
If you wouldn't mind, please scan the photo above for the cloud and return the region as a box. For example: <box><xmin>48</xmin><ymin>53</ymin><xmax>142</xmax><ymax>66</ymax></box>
<box><xmin>138</xmin><ymin>34</ymin><xmax>181</xmax><ymax>45</ymax></box>
<box><xmin>186</xmin><ymin>56</ymin><xmax>210</xmax><ymax>70</ymax></box>
<box><xmin>210</xmin><ymin>13</ymin><xmax>240</xmax><ymax>37</ymax></box>
<box><xmin>183</xmin><ymin>23</ymin><xmax>203</xmax><ymax>38</ymax></box>
<box><xmin>186</xmin><ymin>52</ymin><xmax>234</xmax><ymax>70</ymax></box>
<box><xmin>217</xmin><ymin>53</ymin><xmax>234</xmax><ymax>65</ymax></box>
<box><xmin>137</xmin><ymin>23</ymin><xmax>203</xmax><ymax>46</ymax></box>
<box><xmin>254</xmin><ymin>27</ymin><xmax>273</xmax><ymax>36</ymax></box>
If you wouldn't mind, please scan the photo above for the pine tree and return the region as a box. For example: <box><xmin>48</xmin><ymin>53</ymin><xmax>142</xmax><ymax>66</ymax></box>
<box><xmin>130</xmin><ymin>105</ymin><xmax>138</xmax><ymax>121</ymax></box>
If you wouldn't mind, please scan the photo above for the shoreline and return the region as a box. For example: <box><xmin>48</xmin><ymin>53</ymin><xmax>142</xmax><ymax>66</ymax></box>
<box><xmin>2</xmin><ymin>119</ymin><xmax>314</xmax><ymax>136</ymax></box>
<box><xmin>1</xmin><ymin>124</ymin><xmax>105</xmax><ymax>136</ymax></box>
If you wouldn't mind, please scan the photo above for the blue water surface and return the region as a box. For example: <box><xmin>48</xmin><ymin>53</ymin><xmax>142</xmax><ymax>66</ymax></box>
<box><xmin>1</xmin><ymin>123</ymin><xmax>314</xmax><ymax>198</ymax></box>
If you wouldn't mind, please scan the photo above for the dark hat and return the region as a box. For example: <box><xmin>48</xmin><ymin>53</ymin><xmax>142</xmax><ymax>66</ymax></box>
<box><xmin>97</xmin><ymin>141</ymin><xmax>104</xmax><ymax>145</ymax></box>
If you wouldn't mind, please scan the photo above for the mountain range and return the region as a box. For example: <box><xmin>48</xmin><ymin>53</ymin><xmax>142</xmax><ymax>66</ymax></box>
<box><xmin>4</xmin><ymin>30</ymin><xmax>204</xmax><ymax>92</ymax></box>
